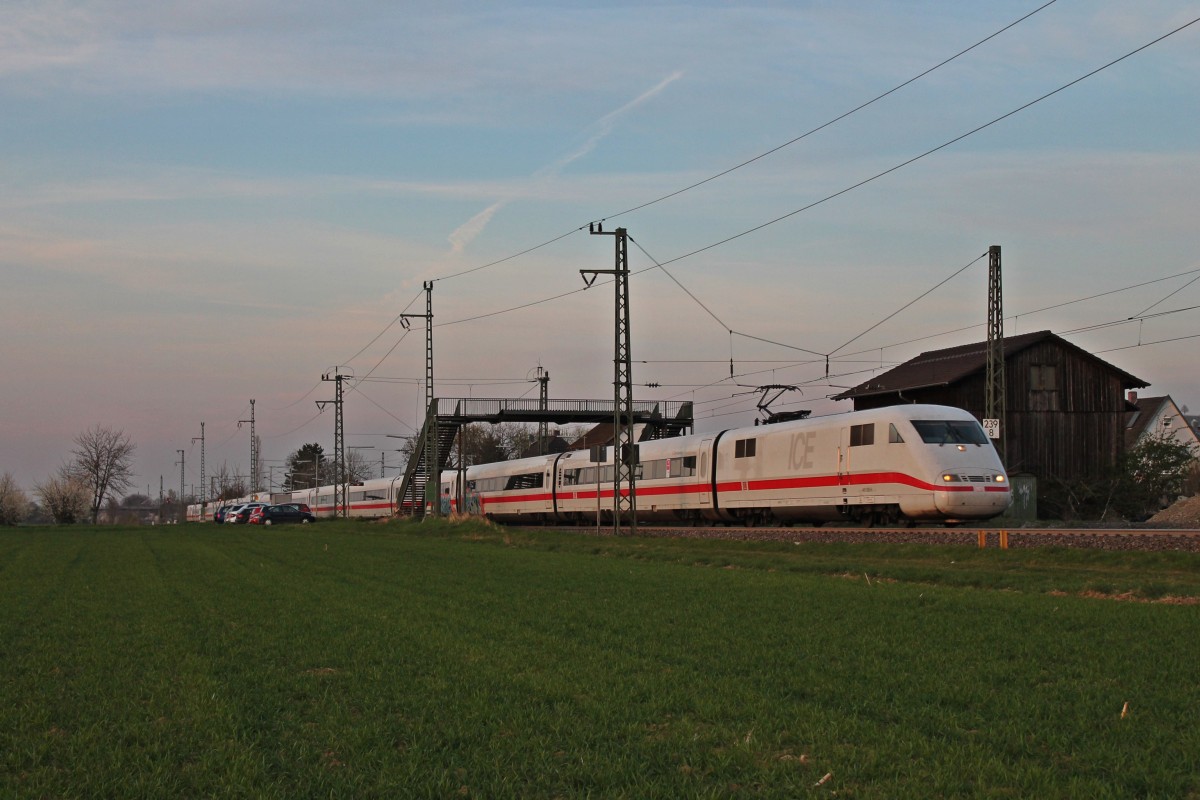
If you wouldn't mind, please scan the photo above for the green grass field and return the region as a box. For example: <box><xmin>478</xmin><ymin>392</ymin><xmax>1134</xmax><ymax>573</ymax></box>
<box><xmin>2</xmin><ymin>520</ymin><xmax>1198</xmax><ymax>798</ymax></box>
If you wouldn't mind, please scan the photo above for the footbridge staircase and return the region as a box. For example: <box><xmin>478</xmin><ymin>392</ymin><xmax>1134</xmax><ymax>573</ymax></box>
<box><xmin>394</xmin><ymin>397</ymin><xmax>693</xmax><ymax>518</ymax></box>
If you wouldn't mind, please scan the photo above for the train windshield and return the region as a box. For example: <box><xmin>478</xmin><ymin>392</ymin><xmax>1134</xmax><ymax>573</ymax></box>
<box><xmin>910</xmin><ymin>420</ymin><xmax>988</xmax><ymax>445</ymax></box>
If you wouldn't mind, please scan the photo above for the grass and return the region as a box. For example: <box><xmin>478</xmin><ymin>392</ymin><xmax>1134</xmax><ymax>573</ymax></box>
<box><xmin>1</xmin><ymin>520</ymin><xmax>1198</xmax><ymax>798</ymax></box>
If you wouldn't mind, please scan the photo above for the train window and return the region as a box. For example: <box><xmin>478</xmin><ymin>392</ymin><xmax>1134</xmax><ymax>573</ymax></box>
<box><xmin>850</xmin><ymin>423</ymin><xmax>875</xmax><ymax>447</ymax></box>
<box><xmin>889</xmin><ymin>423</ymin><xmax>904</xmax><ymax>444</ymax></box>
<box><xmin>665</xmin><ymin>456</ymin><xmax>696</xmax><ymax>478</ymax></box>
<box><xmin>504</xmin><ymin>472</ymin><xmax>543</xmax><ymax>490</ymax></box>
<box><xmin>735</xmin><ymin>438</ymin><xmax>757</xmax><ymax>458</ymax></box>
<box><xmin>638</xmin><ymin>459</ymin><xmax>666</xmax><ymax>480</ymax></box>
<box><xmin>911</xmin><ymin>420</ymin><xmax>988</xmax><ymax>445</ymax></box>
<box><xmin>562</xmin><ymin>469</ymin><xmax>581</xmax><ymax>486</ymax></box>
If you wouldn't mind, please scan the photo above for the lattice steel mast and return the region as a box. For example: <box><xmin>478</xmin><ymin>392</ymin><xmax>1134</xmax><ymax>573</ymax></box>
<box><xmin>985</xmin><ymin>245</ymin><xmax>1006</xmax><ymax>462</ymax></box>
<box><xmin>238</xmin><ymin>400</ymin><xmax>258</xmax><ymax>492</ymax></box>
<box><xmin>399</xmin><ymin>281</ymin><xmax>436</xmax><ymax>516</ymax></box>
<box><xmin>318</xmin><ymin>371</ymin><xmax>348</xmax><ymax>517</ymax></box>
<box><xmin>191</xmin><ymin>422</ymin><xmax>205</xmax><ymax>512</ymax></box>
<box><xmin>583</xmin><ymin>224</ymin><xmax>637</xmax><ymax>535</ymax></box>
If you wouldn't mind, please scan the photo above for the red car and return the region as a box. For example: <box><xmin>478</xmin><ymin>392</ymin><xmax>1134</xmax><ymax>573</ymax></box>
<box><xmin>228</xmin><ymin>503</ymin><xmax>269</xmax><ymax>524</ymax></box>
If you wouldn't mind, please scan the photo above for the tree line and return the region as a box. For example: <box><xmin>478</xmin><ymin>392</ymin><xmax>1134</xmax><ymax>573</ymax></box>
<box><xmin>0</xmin><ymin>422</ymin><xmax>582</xmax><ymax>525</ymax></box>
<box><xmin>6</xmin><ymin>421</ymin><xmax>1192</xmax><ymax>526</ymax></box>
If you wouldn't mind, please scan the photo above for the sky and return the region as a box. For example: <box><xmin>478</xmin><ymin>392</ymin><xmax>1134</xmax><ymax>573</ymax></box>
<box><xmin>2</xmin><ymin>0</ymin><xmax>1198</xmax><ymax>499</ymax></box>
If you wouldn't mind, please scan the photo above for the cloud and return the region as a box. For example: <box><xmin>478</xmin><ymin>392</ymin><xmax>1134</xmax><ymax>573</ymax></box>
<box><xmin>446</xmin><ymin>70</ymin><xmax>685</xmax><ymax>254</ymax></box>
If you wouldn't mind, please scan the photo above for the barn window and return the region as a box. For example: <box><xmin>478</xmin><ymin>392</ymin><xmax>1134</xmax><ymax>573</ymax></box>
<box><xmin>735</xmin><ymin>438</ymin><xmax>757</xmax><ymax>458</ymax></box>
<box><xmin>850</xmin><ymin>423</ymin><xmax>875</xmax><ymax>447</ymax></box>
<box><xmin>1029</xmin><ymin>364</ymin><xmax>1061</xmax><ymax>411</ymax></box>
<box><xmin>1030</xmin><ymin>364</ymin><xmax>1058</xmax><ymax>390</ymax></box>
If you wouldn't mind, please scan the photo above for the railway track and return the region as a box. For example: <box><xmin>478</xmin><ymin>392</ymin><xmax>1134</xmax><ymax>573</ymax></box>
<box><xmin>567</xmin><ymin>525</ymin><xmax>1200</xmax><ymax>552</ymax></box>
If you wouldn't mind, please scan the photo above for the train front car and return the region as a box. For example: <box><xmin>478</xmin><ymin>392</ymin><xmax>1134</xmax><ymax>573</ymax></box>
<box><xmin>890</xmin><ymin>405</ymin><xmax>1010</xmax><ymax>522</ymax></box>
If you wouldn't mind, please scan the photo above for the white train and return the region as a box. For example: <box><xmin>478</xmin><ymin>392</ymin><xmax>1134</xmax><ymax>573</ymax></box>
<box><xmin>444</xmin><ymin>404</ymin><xmax>1010</xmax><ymax>526</ymax></box>
<box><xmin>186</xmin><ymin>479</ymin><xmax>409</xmax><ymax>522</ymax></box>
<box><xmin>187</xmin><ymin>405</ymin><xmax>1010</xmax><ymax>526</ymax></box>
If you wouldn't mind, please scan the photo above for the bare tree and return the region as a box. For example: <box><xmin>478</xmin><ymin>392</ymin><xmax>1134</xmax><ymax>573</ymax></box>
<box><xmin>0</xmin><ymin>472</ymin><xmax>30</xmax><ymax>526</ymax></box>
<box><xmin>346</xmin><ymin>448</ymin><xmax>375</xmax><ymax>485</ymax></box>
<box><xmin>68</xmin><ymin>424</ymin><xmax>136</xmax><ymax>524</ymax></box>
<box><xmin>35</xmin><ymin>471</ymin><xmax>90</xmax><ymax>524</ymax></box>
<box><xmin>211</xmin><ymin>462</ymin><xmax>247</xmax><ymax>500</ymax></box>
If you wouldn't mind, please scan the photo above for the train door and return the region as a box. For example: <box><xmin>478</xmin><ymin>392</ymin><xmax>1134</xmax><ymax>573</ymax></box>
<box><xmin>838</xmin><ymin>427</ymin><xmax>851</xmax><ymax>484</ymax></box>
<box><xmin>699</xmin><ymin>438</ymin><xmax>713</xmax><ymax>506</ymax></box>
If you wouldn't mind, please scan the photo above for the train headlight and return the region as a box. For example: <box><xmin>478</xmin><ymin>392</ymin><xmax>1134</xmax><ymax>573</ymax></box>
<box><xmin>956</xmin><ymin>444</ymin><xmax>967</xmax><ymax>452</ymax></box>
<box><xmin>941</xmin><ymin>473</ymin><xmax>960</xmax><ymax>483</ymax></box>
<box><xmin>995</xmin><ymin>474</ymin><xmax>1006</xmax><ymax>483</ymax></box>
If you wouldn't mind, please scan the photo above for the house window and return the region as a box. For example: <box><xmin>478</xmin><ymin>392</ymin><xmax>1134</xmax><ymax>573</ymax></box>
<box><xmin>850</xmin><ymin>423</ymin><xmax>875</xmax><ymax>447</ymax></box>
<box><xmin>735</xmin><ymin>438</ymin><xmax>757</xmax><ymax>458</ymax></box>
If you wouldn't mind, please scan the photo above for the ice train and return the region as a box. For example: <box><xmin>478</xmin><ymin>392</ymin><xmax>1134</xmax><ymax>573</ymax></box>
<box><xmin>190</xmin><ymin>404</ymin><xmax>1010</xmax><ymax>526</ymax></box>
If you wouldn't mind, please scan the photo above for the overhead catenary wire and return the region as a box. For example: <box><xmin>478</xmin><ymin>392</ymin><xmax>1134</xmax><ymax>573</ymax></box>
<box><xmin>284</xmin><ymin>11</ymin><xmax>1199</xmax><ymax>445</ymax></box>
<box><xmin>428</xmin><ymin>16</ymin><xmax>1200</xmax><ymax>337</ymax></box>
<box><xmin>827</xmin><ymin>253</ymin><xmax>988</xmax><ymax>357</ymax></box>
<box><xmin>425</xmin><ymin>0</ymin><xmax>1061</xmax><ymax>287</ymax></box>
<box><xmin>1130</xmin><ymin>273</ymin><xmax>1200</xmax><ymax>319</ymax></box>
<box><xmin>834</xmin><ymin>265</ymin><xmax>1200</xmax><ymax>363</ymax></box>
<box><xmin>343</xmin><ymin>289</ymin><xmax>425</xmax><ymax>366</ymax></box>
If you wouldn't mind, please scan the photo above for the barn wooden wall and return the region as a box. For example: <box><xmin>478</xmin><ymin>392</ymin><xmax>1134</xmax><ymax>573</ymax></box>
<box><xmin>850</xmin><ymin>340</ymin><xmax>1130</xmax><ymax>482</ymax></box>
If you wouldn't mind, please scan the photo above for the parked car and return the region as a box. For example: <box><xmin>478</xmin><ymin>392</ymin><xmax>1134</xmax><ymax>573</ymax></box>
<box><xmin>213</xmin><ymin>505</ymin><xmax>234</xmax><ymax>524</ymax></box>
<box><xmin>227</xmin><ymin>503</ymin><xmax>269</xmax><ymax>524</ymax></box>
<box><xmin>250</xmin><ymin>503</ymin><xmax>317</xmax><ymax>525</ymax></box>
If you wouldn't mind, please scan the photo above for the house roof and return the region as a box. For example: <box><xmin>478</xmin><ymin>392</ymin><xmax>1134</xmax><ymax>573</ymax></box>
<box><xmin>833</xmin><ymin>330</ymin><xmax>1148</xmax><ymax>401</ymax></box>
<box><xmin>1126</xmin><ymin>396</ymin><xmax>1200</xmax><ymax>449</ymax></box>
<box><xmin>1124</xmin><ymin>396</ymin><xmax>1168</xmax><ymax>447</ymax></box>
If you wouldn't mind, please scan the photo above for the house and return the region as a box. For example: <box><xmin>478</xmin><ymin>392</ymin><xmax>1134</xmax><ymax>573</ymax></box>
<box><xmin>833</xmin><ymin>330</ymin><xmax>1148</xmax><ymax>488</ymax></box>
<box><xmin>1125</xmin><ymin>393</ymin><xmax>1200</xmax><ymax>451</ymax></box>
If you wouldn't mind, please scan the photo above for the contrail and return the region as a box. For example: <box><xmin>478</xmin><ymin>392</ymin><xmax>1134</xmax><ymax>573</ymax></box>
<box><xmin>447</xmin><ymin>70</ymin><xmax>684</xmax><ymax>254</ymax></box>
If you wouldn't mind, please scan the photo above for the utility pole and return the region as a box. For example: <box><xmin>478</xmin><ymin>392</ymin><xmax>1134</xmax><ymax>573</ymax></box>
<box><xmin>176</xmin><ymin>449</ymin><xmax>185</xmax><ymax>522</ymax></box>
<box><xmin>191</xmin><ymin>422</ymin><xmax>205</xmax><ymax>514</ymax></box>
<box><xmin>318</xmin><ymin>369</ymin><xmax>349</xmax><ymax>517</ymax></box>
<box><xmin>238</xmin><ymin>401</ymin><xmax>258</xmax><ymax>492</ymax></box>
<box><xmin>583</xmin><ymin>223</ymin><xmax>637</xmax><ymax>535</ymax></box>
<box><xmin>985</xmin><ymin>245</ymin><xmax>1006</xmax><ymax>463</ymax></box>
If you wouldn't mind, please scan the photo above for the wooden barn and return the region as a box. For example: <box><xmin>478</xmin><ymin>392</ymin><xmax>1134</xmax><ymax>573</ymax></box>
<box><xmin>833</xmin><ymin>330</ymin><xmax>1148</xmax><ymax>487</ymax></box>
